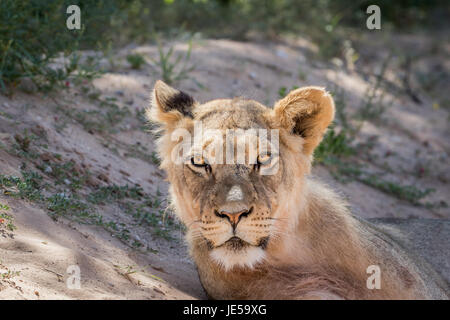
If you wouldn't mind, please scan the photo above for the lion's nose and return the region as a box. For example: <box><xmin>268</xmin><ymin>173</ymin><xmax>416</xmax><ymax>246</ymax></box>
<box><xmin>215</xmin><ymin>207</ymin><xmax>252</xmax><ymax>229</ymax></box>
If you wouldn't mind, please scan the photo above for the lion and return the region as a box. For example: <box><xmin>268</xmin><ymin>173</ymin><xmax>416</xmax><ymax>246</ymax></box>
<box><xmin>147</xmin><ymin>80</ymin><xmax>449</xmax><ymax>300</ymax></box>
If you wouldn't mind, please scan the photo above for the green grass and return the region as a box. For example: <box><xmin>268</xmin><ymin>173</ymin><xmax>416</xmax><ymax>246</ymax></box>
<box><xmin>9</xmin><ymin>130</ymin><xmax>40</xmax><ymax>159</ymax></box>
<box><xmin>322</xmin><ymin>158</ymin><xmax>436</xmax><ymax>206</ymax></box>
<box><xmin>0</xmin><ymin>202</ymin><xmax>16</xmax><ymax>231</ymax></box>
<box><xmin>314</xmin><ymin>87</ymin><xmax>354</xmax><ymax>164</ymax></box>
<box><xmin>135</xmin><ymin>108</ymin><xmax>150</xmax><ymax>131</ymax></box>
<box><xmin>36</xmin><ymin>160</ymin><xmax>90</xmax><ymax>191</ymax></box>
<box><xmin>151</xmin><ymin>151</ymin><xmax>161</xmax><ymax>166</ymax></box>
<box><xmin>0</xmin><ymin>270</ymin><xmax>20</xmax><ymax>280</ymax></box>
<box><xmin>88</xmin><ymin>185</ymin><xmax>144</xmax><ymax>205</ymax></box>
<box><xmin>277</xmin><ymin>85</ymin><xmax>299</xmax><ymax>98</ymax></box>
<box><xmin>310</xmin><ymin>87</ymin><xmax>439</xmax><ymax>207</ymax></box>
<box><xmin>126</xmin><ymin>53</ymin><xmax>146</xmax><ymax>70</ymax></box>
<box><xmin>88</xmin><ymin>184</ymin><xmax>175</xmax><ymax>240</ymax></box>
<box><xmin>55</xmin><ymin>93</ymin><xmax>131</xmax><ymax>134</ymax></box>
<box><xmin>46</xmin><ymin>193</ymin><xmax>103</xmax><ymax>224</ymax></box>
<box><xmin>0</xmin><ymin>203</ymin><xmax>10</xmax><ymax>210</ymax></box>
<box><xmin>359</xmin><ymin>176</ymin><xmax>434</xmax><ymax>205</ymax></box>
<box><xmin>0</xmin><ymin>171</ymin><xmax>44</xmax><ymax>201</ymax></box>
<box><xmin>113</xmin><ymin>140</ymin><xmax>160</xmax><ymax>165</ymax></box>
<box><xmin>314</xmin><ymin>127</ymin><xmax>354</xmax><ymax>164</ymax></box>
<box><xmin>0</xmin><ymin>167</ymin><xmax>176</xmax><ymax>245</ymax></box>
<box><xmin>356</xmin><ymin>55</ymin><xmax>391</xmax><ymax>122</ymax></box>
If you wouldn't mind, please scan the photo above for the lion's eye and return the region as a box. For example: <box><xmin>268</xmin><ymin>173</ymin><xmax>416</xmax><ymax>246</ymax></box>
<box><xmin>191</xmin><ymin>155</ymin><xmax>205</xmax><ymax>166</ymax></box>
<box><xmin>255</xmin><ymin>154</ymin><xmax>271</xmax><ymax>171</ymax></box>
<box><xmin>257</xmin><ymin>154</ymin><xmax>271</xmax><ymax>165</ymax></box>
<box><xmin>191</xmin><ymin>156</ymin><xmax>211</xmax><ymax>173</ymax></box>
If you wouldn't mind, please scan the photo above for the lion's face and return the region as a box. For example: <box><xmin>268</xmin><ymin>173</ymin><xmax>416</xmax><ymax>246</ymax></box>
<box><xmin>148</xmin><ymin>81</ymin><xmax>334</xmax><ymax>271</ymax></box>
<box><xmin>173</xmin><ymin>100</ymin><xmax>284</xmax><ymax>270</ymax></box>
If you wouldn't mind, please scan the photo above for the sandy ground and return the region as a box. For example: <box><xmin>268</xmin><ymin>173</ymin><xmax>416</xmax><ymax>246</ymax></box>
<box><xmin>0</xmin><ymin>35</ymin><xmax>449</xmax><ymax>299</ymax></box>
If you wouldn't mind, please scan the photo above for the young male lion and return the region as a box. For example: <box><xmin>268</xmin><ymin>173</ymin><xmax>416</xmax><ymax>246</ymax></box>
<box><xmin>147</xmin><ymin>80</ymin><xmax>448</xmax><ymax>299</ymax></box>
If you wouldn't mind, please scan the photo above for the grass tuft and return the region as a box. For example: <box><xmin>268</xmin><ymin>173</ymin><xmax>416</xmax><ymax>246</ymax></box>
<box><xmin>126</xmin><ymin>53</ymin><xmax>146</xmax><ymax>70</ymax></box>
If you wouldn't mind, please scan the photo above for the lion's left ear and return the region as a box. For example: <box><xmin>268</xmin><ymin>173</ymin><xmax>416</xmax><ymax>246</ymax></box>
<box><xmin>270</xmin><ymin>86</ymin><xmax>335</xmax><ymax>155</ymax></box>
<box><xmin>147</xmin><ymin>80</ymin><xmax>197</xmax><ymax>129</ymax></box>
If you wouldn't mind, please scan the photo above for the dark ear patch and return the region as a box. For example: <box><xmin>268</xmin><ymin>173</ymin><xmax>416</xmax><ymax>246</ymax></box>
<box><xmin>163</xmin><ymin>90</ymin><xmax>195</xmax><ymax>118</ymax></box>
<box><xmin>292</xmin><ymin>109</ymin><xmax>320</xmax><ymax>137</ymax></box>
<box><xmin>152</xmin><ymin>80</ymin><xmax>196</xmax><ymax>120</ymax></box>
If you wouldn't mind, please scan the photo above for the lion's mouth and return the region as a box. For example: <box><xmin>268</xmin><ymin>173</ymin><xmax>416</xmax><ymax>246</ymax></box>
<box><xmin>218</xmin><ymin>236</ymin><xmax>270</xmax><ymax>251</ymax></box>
<box><xmin>223</xmin><ymin>236</ymin><xmax>248</xmax><ymax>250</ymax></box>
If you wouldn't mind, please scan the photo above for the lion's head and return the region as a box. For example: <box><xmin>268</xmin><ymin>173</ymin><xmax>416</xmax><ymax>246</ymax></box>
<box><xmin>148</xmin><ymin>80</ymin><xmax>334</xmax><ymax>271</ymax></box>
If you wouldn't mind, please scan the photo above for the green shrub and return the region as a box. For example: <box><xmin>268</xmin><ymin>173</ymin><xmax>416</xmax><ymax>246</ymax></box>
<box><xmin>1</xmin><ymin>0</ymin><xmax>444</xmax><ymax>93</ymax></box>
<box><xmin>314</xmin><ymin>128</ymin><xmax>354</xmax><ymax>164</ymax></box>
<box><xmin>0</xmin><ymin>0</ymin><xmax>119</xmax><ymax>93</ymax></box>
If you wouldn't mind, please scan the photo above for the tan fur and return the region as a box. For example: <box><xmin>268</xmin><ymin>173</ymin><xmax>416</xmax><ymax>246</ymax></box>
<box><xmin>147</xmin><ymin>80</ymin><xmax>449</xmax><ymax>300</ymax></box>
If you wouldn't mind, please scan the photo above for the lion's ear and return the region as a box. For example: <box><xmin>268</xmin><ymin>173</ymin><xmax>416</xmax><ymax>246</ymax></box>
<box><xmin>271</xmin><ymin>86</ymin><xmax>335</xmax><ymax>155</ymax></box>
<box><xmin>146</xmin><ymin>80</ymin><xmax>196</xmax><ymax>128</ymax></box>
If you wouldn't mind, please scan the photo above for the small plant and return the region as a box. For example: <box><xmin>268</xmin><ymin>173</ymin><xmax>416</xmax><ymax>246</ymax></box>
<box><xmin>310</xmin><ymin>86</ymin><xmax>441</xmax><ymax>207</ymax></box>
<box><xmin>323</xmin><ymin>158</ymin><xmax>435</xmax><ymax>205</ymax></box>
<box><xmin>151</xmin><ymin>151</ymin><xmax>161</xmax><ymax>166</ymax></box>
<box><xmin>56</xmin><ymin>96</ymin><xmax>131</xmax><ymax>134</ymax></box>
<box><xmin>10</xmin><ymin>130</ymin><xmax>40</xmax><ymax>159</ymax></box>
<box><xmin>356</xmin><ymin>56</ymin><xmax>391</xmax><ymax>122</ymax></box>
<box><xmin>0</xmin><ymin>169</ymin><xmax>176</xmax><ymax>245</ymax></box>
<box><xmin>314</xmin><ymin>87</ymin><xmax>354</xmax><ymax>164</ymax></box>
<box><xmin>135</xmin><ymin>108</ymin><xmax>151</xmax><ymax>131</ymax></box>
<box><xmin>1</xmin><ymin>270</ymin><xmax>20</xmax><ymax>280</ymax></box>
<box><xmin>46</xmin><ymin>193</ymin><xmax>102</xmax><ymax>224</ymax></box>
<box><xmin>357</xmin><ymin>89</ymin><xmax>387</xmax><ymax>122</ymax></box>
<box><xmin>0</xmin><ymin>202</ymin><xmax>16</xmax><ymax>231</ymax></box>
<box><xmin>37</xmin><ymin>160</ymin><xmax>89</xmax><ymax>191</ymax></box>
<box><xmin>88</xmin><ymin>185</ymin><xmax>144</xmax><ymax>205</ymax></box>
<box><xmin>99</xmin><ymin>40</ymin><xmax>117</xmax><ymax>71</ymax></box>
<box><xmin>298</xmin><ymin>66</ymin><xmax>307</xmax><ymax>81</ymax></box>
<box><xmin>0</xmin><ymin>171</ymin><xmax>44</xmax><ymax>201</ymax></box>
<box><xmin>151</xmin><ymin>37</ymin><xmax>194</xmax><ymax>85</ymax></box>
<box><xmin>120</xmin><ymin>142</ymin><xmax>159</xmax><ymax>164</ymax></box>
<box><xmin>278</xmin><ymin>85</ymin><xmax>299</xmax><ymax>98</ymax></box>
<box><xmin>360</xmin><ymin>176</ymin><xmax>434</xmax><ymax>205</ymax></box>
<box><xmin>126</xmin><ymin>53</ymin><xmax>146</xmax><ymax>70</ymax></box>
<box><xmin>0</xmin><ymin>203</ymin><xmax>9</xmax><ymax>210</ymax></box>
<box><xmin>314</xmin><ymin>127</ymin><xmax>353</xmax><ymax>164</ymax></box>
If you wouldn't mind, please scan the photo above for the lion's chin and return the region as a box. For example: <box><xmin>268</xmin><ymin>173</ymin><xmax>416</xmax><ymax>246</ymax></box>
<box><xmin>210</xmin><ymin>246</ymin><xmax>266</xmax><ymax>271</ymax></box>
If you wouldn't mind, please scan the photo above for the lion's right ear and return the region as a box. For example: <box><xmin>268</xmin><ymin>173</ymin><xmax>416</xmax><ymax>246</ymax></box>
<box><xmin>146</xmin><ymin>80</ymin><xmax>196</xmax><ymax>128</ymax></box>
<box><xmin>269</xmin><ymin>86</ymin><xmax>335</xmax><ymax>155</ymax></box>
